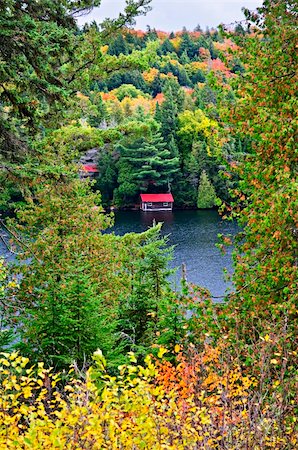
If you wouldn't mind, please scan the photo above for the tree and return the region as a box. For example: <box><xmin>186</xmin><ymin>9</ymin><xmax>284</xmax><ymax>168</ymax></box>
<box><xmin>178</xmin><ymin>31</ymin><xmax>198</xmax><ymax>59</ymax></box>
<box><xmin>95</xmin><ymin>147</ymin><xmax>118</xmax><ymax>205</ymax></box>
<box><xmin>160</xmin><ymin>38</ymin><xmax>175</xmax><ymax>55</ymax></box>
<box><xmin>0</xmin><ymin>0</ymin><xmax>101</xmax><ymax>163</ymax></box>
<box><xmin>158</xmin><ymin>86</ymin><xmax>178</xmax><ymax>143</ymax></box>
<box><xmin>107</xmin><ymin>33</ymin><xmax>129</xmax><ymax>56</ymax></box>
<box><xmin>197</xmin><ymin>170</ymin><xmax>217</xmax><ymax>209</ymax></box>
<box><xmin>226</xmin><ymin>0</ymin><xmax>297</xmax><ymax>317</ymax></box>
<box><xmin>177</xmin><ymin>108</ymin><xmax>219</xmax><ymax>164</ymax></box>
<box><xmin>87</xmin><ymin>92</ymin><xmax>107</xmax><ymax>127</ymax></box>
<box><xmin>194</xmin><ymin>23</ymin><xmax>202</xmax><ymax>32</ymax></box>
<box><xmin>115</xmin><ymin>132</ymin><xmax>179</xmax><ymax>205</ymax></box>
<box><xmin>8</xmin><ymin>180</ymin><xmax>120</xmax><ymax>369</ymax></box>
<box><xmin>115</xmin><ymin>225</ymin><xmax>173</xmax><ymax>359</ymax></box>
<box><xmin>0</xmin><ymin>0</ymin><xmax>152</xmax><ymax>208</ymax></box>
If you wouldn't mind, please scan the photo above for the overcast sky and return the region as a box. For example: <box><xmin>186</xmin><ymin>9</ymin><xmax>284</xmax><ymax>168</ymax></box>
<box><xmin>77</xmin><ymin>0</ymin><xmax>262</xmax><ymax>31</ymax></box>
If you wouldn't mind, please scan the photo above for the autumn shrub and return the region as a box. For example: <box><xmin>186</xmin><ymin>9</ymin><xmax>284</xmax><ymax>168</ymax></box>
<box><xmin>0</xmin><ymin>346</ymin><xmax>296</xmax><ymax>450</ymax></box>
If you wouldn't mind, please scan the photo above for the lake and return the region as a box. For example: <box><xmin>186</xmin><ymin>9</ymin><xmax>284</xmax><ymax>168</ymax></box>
<box><xmin>109</xmin><ymin>210</ymin><xmax>238</xmax><ymax>299</ymax></box>
<box><xmin>0</xmin><ymin>209</ymin><xmax>238</xmax><ymax>299</ymax></box>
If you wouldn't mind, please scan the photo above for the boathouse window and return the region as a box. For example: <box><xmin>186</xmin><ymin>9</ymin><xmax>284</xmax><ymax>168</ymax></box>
<box><xmin>163</xmin><ymin>202</ymin><xmax>168</xmax><ymax>206</ymax></box>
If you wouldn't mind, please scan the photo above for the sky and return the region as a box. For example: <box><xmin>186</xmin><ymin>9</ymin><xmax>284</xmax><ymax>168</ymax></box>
<box><xmin>77</xmin><ymin>0</ymin><xmax>263</xmax><ymax>31</ymax></box>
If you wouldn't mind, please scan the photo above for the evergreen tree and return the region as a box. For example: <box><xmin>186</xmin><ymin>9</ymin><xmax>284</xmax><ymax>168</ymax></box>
<box><xmin>158</xmin><ymin>85</ymin><xmax>178</xmax><ymax>143</ymax></box>
<box><xmin>197</xmin><ymin>170</ymin><xmax>217</xmax><ymax>209</ymax></box>
<box><xmin>145</xmin><ymin>26</ymin><xmax>158</xmax><ymax>41</ymax></box>
<box><xmin>122</xmin><ymin>70</ymin><xmax>148</xmax><ymax>91</ymax></box>
<box><xmin>195</xmin><ymin>83</ymin><xmax>217</xmax><ymax>110</ymax></box>
<box><xmin>95</xmin><ymin>149</ymin><xmax>118</xmax><ymax>205</ymax></box>
<box><xmin>178</xmin><ymin>32</ymin><xmax>198</xmax><ymax>59</ymax></box>
<box><xmin>177</xmin><ymin>67</ymin><xmax>192</xmax><ymax>86</ymax></box>
<box><xmin>190</xmin><ymin>69</ymin><xmax>206</xmax><ymax>84</ymax></box>
<box><xmin>107</xmin><ymin>34</ymin><xmax>129</xmax><ymax>56</ymax></box>
<box><xmin>160</xmin><ymin>38</ymin><xmax>175</xmax><ymax>55</ymax></box>
<box><xmin>179</xmin><ymin>50</ymin><xmax>190</xmax><ymax>65</ymax></box>
<box><xmin>151</xmin><ymin>74</ymin><xmax>163</xmax><ymax>97</ymax></box>
<box><xmin>116</xmin><ymin>225</ymin><xmax>173</xmax><ymax>358</ymax></box>
<box><xmin>194</xmin><ymin>23</ymin><xmax>202</xmax><ymax>32</ymax></box>
<box><xmin>154</xmin><ymin>102</ymin><xmax>162</xmax><ymax>122</ymax></box>
<box><xmin>116</xmin><ymin>133</ymin><xmax>179</xmax><ymax>204</ymax></box>
<box><xmin>9</xmin><ymin>180</ymin><xmax>120</xmax><ymax>370</ymax></box>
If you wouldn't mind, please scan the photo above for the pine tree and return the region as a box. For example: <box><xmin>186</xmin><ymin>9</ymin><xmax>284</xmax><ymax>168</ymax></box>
<box><xmin>154</xmin><ymin>102</ymin><xmax>162</xmax><ymax>122</ymax></box>
<box><xmin>115</xmin><ymin>225</ymin><xmax>173</xmax><ymax>358</ymax></box>
<box><xmin>9</xmin><ymin>180</ymin><xmax>121</xmax><ymax>370</ymax></box>
<box><xmin>197</xmin><ymin>170</ymin><xmax>217</xmax><ymax>209</ymax></box>
<box><xmin>116</xmin><ymin>133</ymin><xmax>179</xmax><ymax>203</ymax></box>
<box><xmin>160</xmin><ymin>38</ymin><xmax>175</xmax><ymax>55</ymax></box>
<box><xmin>151</xmin><ymin>75</ymin><xmax>163</xmax><ymax>97</ymax></box>
<box><xmin>107</xmin><ymin>34</ymin><xmax>128</xmax><ymax>56</ymax></box>
<box><xmin>158</xmin><ymin>86</ymin><xmax>178</xmax><ymax>143</ymax></box>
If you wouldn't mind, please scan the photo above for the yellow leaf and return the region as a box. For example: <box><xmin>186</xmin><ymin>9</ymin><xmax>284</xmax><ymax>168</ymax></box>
<box><xmin>174</xmin><ymin>344</ymin><xmax>181</xmax><ymax>353</ymax></box>
<box><xmin>157</xmin><ymin>347</ymin><xmax>167</xmax><ymax>359</ymax></box>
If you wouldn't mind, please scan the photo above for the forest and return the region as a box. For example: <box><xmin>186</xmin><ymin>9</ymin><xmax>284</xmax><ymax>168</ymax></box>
<box><xmin>0</xmin><ymin>0</ymin><xmax>297</xmax><ymax>448</ymax></box>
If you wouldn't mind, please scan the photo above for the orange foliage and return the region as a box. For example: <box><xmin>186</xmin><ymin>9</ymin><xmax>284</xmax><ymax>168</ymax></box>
<box><xmin>155</xmin><ymin>30</ymin><xmax>170</xmax><ymax>39</ymax></box>
<box><xmin>199</xmin><ymin>47</ymin><xmax>211</xmax><ymax>60</ymax></box>
<box><xmin>125</xmin><ymin>29</ymin><xmax>146</xmax><ymax>38</ymax></box>
<box><xmin>182</xmin><ymin>87</ymin><xmax>194</xmax><ymax>94</ymax></box>
<box><xmin>214</xmin><ymin>38</ymin><xmax>238</xmax><ymax>52</ymax></box>
<box><xmin>0</xmin><ymin>349</ymin><xmax>294</xmax><ymax>449</ymax></box>
<box><xmin>142</xmin><ymin>67</ymin><xmax>159</xmax><ymax>83</ymax></box>
<box><xmin>211</xmin><ymin>58</ymin><xmax>232</xmax><ymax>77</ymax></box>
<box><xmin>153</xmin><ymin>93</ymin><xmax>165</xmax><ymax>105</ymax></box>
<box><xmin>100</xmin><ymin>92</ymin><xmax>117</xmax><ymax>101</ymax></box>
<box><xmin>121</xmin><ymin>96</ymin><xmax>154</xmax><ymax>115</ymax></box>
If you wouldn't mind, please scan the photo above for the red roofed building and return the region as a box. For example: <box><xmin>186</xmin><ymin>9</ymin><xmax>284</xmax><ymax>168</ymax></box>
<box><xmin>79</xmin><ymin>164</ymin><xmax>99</xmax><ymax>179</ymax></box>
<box><xmin>140</xmin><ymin>193</ymin><xmax>174</xmax><ymax>211</ymax></box>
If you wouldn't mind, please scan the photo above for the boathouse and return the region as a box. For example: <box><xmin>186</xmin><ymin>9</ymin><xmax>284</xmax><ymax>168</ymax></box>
<box><xmin>79</xmin><ymin>164</ymin><xmax>99</xmax><ymax>179</ymax></box>
<box><xmin>140</xmin><ymin>193</ymin><xmax>174</xmax><ymax>211</ymax></box>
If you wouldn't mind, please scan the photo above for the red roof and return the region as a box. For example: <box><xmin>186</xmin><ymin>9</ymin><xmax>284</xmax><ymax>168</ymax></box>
<box><xmin>140</xmin><ymin>193</ymin><xmax>174</xmax><ymax>202</ymax></box>
<box><xmin>82</xmin><ymin>164</ymin><xmax>99</xmax><ymax>173</ymax></box>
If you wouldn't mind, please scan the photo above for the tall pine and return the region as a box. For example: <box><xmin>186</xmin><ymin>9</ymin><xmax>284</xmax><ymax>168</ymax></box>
<box><xmin>116</xmin><ymin>133</ymin><xmax>179</xmax><ymax>204</ymax></box>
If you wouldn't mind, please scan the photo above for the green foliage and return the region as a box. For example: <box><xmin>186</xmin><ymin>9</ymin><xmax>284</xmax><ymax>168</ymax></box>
<box><xmin>86</xmin><ymin>92</ymin><xmax>107</xmax><ymax>127</ymax></box>
<box><xmin>197</xmin><ymin>170</ymin><xmax>217</xmax><ymax>209</ymax></box>
<box><xmin>0</xmin><ymin>0</ymin><xmax>153</xmax><ymax>210</ymax></box>
<box><xmin>4</xmin><ymin>176</ymin><xmax>177</xmax><ymax>370</ymax></box>
<box><xmin>8</xmin><ymin>180</ymin><xmax>116</xmax><ymax>369</ymax></box>
<box><xmin>226</xmin><ymin>0</ymin><xmax>298</xmax><ymax>320</ymax></box>
<box><xmin>158</xmin><ymin>84</ymin><xmax>179</xmax><ymax>143</ymax></box>
<box><xmin>115</xmin><ymin>225</ymin><xmax>174</xmax><ymax>360</ymax></box>
<box><xmin>177</xmin><ymin>108</ymin><xmax>220</xmax><ymax>164</ymax></box>
<box><xmin>107</xmin><ymin>33</ymin><xmax>129</xmax><ymax>56</ymax></box>
<box><xmin>115</xmin><ymin>132</ymin><xmax>179</xmax><ymax>205</ymax></box>
<box><xmin>112</xmin><ymin>84</ymin><xmax>150</xmax><ymax>101</ymax></box>
<box><xmin>0</xmin><ymin>258</ymin><xmax>15</xmax><ymax>350</ymax></box>
<box><xmin>160</xmin><ymin>37</ymin><xmax>175</xmax><ymax>55</ymax></box>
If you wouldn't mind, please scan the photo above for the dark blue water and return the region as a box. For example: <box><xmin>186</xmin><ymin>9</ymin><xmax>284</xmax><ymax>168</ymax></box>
<box><xmin>109</xmin><ymin>210</ymin><xmax>238</xmax><ymax>299</ymax></box>
<box><xmin>0</xmin><ymin>210</ymin><xmax>238</xmax><ymax>299</ymax></box>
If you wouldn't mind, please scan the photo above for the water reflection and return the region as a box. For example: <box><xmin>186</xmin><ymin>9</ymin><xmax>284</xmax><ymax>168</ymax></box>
<box><xmin>140</xmin><ymin>210</ymin><xmax>174</xmax><ymax>228</ymax></box>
